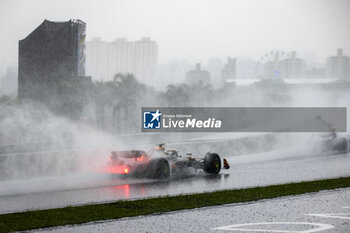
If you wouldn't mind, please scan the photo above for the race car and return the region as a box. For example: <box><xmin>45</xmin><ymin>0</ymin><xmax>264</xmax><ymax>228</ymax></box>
<box><xmin>320</xmin><ymin>133</ymin><xmax>349</xmax><ymax>153</ymax></box>
<box><xmin>106</xmin><ymin>143</ymin><xmax>230</xmax><ymax>179</ymax></box>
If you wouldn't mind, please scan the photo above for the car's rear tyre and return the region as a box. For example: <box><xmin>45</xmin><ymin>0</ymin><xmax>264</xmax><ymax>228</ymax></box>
<box><xmin>332</xmin><ymin>137</ymin><xmax>347</xmax><ymax>152</ymax></box>
<box><xmin>148</xmin><ymin>158</ymin><xmax>170</xmax><ymax>179</ymax></box>
<box><xmin>204</xmin><ymin>152</ymin><xmax>221</xmax><ymax>174</ymax></box>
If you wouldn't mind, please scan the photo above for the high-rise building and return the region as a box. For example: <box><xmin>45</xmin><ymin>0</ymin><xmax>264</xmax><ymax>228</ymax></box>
<box><xmin>221</xmin><ymin>57</ymin><xmax>236</xmax><ymax>83</ymax></box>
<box><xmin>109</xmin><ymin>38</ymin><xmax>135</xmax><ymax>79</ymax></box>
<box><xmin>264</xmin><ymin>51</ymin><xmax>305</xmax><ymax>79</ymax></box>
<box><xmin>86</xmin><ymin>37</ymin><xmax>158</xmax><ymax>84</ymax></box>
<box><xmin>18</xmin><ymin>19</ymin><xmax>91</xmax><ymax>118</ymax></box>
<box><xmin>86</xmin><ymin>37</ymin><xmax>108</xmax><ymax>81</ymax></box>
<box><xmin>1</xmin><ymin>66</ymin><xmax>17</xmax><ymax>96</ymax></box>
<box><xmin>186</xmin><ymin>63</ymin><xmax>211</xmax><ymax>85</ymax></box>
<box><xmin>134</xmin><ymin>37</ymin><xmax>158</xmax><ymax>85</ymax></box>
<box><xmin>281</xmin><ymin>51</ymin><xmax>306</xmax><ymax>78</ymax></box>
<box><xmin>327</xmin><ymin>49</ymin><xmax>350</xmax><ymax>79</ymax></box>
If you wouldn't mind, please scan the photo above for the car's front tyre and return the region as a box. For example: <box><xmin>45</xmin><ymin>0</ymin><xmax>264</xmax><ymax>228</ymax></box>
<box><xmin>204</xmin><ymin>152</ymin><xmax>221</xmax><ymax>174</ymax></box>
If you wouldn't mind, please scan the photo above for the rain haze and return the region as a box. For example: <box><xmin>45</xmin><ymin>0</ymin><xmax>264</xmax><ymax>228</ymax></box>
<box><xmin>0</xmin><ymin>0</ymin><xmax>350</xmax><ymax>69</ymax></box>
<box><xmin>0</xmin><ymin>1</ymin><xmax>350</xmax><ymax>232</ymax></box>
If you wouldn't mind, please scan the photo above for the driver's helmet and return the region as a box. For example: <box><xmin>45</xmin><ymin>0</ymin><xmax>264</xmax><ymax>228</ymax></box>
<box><xmin>153</xmin><ymin>143</ymin><xmax>166</xmax><ymax>151</ymax></box>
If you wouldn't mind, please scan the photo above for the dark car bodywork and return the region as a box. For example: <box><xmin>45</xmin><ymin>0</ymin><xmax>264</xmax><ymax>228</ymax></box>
<box><xmin>106</xmin><ymin>145</ymin><xmax>230</xmax><ymax>179</ymax></box>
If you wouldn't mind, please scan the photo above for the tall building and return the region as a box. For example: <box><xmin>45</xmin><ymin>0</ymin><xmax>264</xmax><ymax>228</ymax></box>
<box><xmin>1</xmin><ymin>66</ymin><xmax>17</xmax><ymax>96</ymax></box>
<box><xmin>109</xmin><ymin>38</ymin><xmax>135</xmax><ymax>79</ymax></box>
<box><xmin>281</xmin><ymin>51</ymin><xmax>306</xmax><ymax>78</ymax></box>
<box><xmin>264</xmin><ymin>51</ymin><xmax>305</xmax><ymax>79</ymax></box>
<box><xmin>18</xmin><ymin>19</ymin><xmax>91</xmax><ymax>118</ymax></box>
<box><xmin>327</xmin><ymin>49</ymin><xmax>350</xmax><ymax>79</ymax></box>
<box><xmin>221</xmin><ymin>57</ymin><xmax>236</xmax><ymax>83</ymax></box>
<box><xmin>134</xmin><ymin>37</ymin><xmax>158</xmax><ymax>85</ymax></box>
<box><xmin>186</xmin><ymin>63</ymin><xmax>211</xmax><ymax>85</ymax></box>
<box><xmin>86</xmin><ymin>37</ymin><xmax>158</xmax><ymax>84</ymax></box>
<box><xmin>86</xmin><ymin>37</ymin><xmax>108</xmax><ymax>81</ymax></box>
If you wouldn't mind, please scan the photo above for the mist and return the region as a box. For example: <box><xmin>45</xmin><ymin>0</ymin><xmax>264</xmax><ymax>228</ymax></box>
<box><xmin>1</xmin><ymin>0</ymin><xmax>350</xmax><ymax>68</ymax></box>
<box><xmin>0</xmin><ymin>0</ymin><xmax>350</xmax><ymax>200</ymax></box>
<box><xmin>1</xmin><ymin>76</ymin><xmax>349</xmax><ymax>183</ymax></box>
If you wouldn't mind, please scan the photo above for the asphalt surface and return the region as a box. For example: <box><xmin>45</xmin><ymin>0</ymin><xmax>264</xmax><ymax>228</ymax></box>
<box><xmin>0</xmin><ymin>143</ymin><xmax>349</xmax><ymax>214</ymax></box>
<box><xmin>34</xmin><ymin>188</ymin><xmax>350</xmax><ymax>233</ymax></box>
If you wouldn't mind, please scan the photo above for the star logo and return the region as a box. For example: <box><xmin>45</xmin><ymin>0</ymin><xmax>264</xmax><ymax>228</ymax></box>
<box><xmin>151</xmin><ymin>109</ymin><xmax>162</xmax><ymax>122</ymax></box>
<box><xmin>143</xmin><ymin>109</ymin><xmax>162</xmax><ymax>129</ymax></box>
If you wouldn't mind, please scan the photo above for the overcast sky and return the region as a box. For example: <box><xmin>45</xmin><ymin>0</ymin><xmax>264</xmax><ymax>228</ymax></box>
<box><xmin>0</xmin><ymin>0</ymin><xmax>349</xmax><ymax>69</ymax></box>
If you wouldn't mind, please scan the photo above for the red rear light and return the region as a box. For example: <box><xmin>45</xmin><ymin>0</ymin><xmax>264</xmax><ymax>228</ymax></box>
<box><xmin>106</xmin><ymin>164</ymin><xmax>130</xmax><ymax>175</ymax></box>
<box><xmin>136</xmin><ymin>155</ymin><xmax>144</xmax><ymax>162</ymax></box>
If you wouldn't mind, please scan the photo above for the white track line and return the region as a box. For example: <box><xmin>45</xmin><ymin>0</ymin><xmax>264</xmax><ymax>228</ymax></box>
<box><xmin>213</xmin><ymin>222</ymin><xmax>334</xmax><ymax>232</ymax></box>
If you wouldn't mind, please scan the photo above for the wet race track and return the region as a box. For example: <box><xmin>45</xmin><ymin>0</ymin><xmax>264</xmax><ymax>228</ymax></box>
<box><xmin>0</xmin><ymin>133</ymin><xmax>350</xmax><ymax>215</ymax></box>
<box><xmin>36</xmin><ymin>188</ymin><xmax>350</xmax><ymax>233</ymax></box>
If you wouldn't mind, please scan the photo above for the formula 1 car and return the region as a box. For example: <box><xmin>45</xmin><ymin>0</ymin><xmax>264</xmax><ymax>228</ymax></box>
<box><xmin>106</xmin><ymin>143</ymin><xmax>230</xmax><ymax>179</ymax></box>
<box><xmin>321</xmin><ymin>133</ymin><xmax>349</xmax><ymax>153</ymax></box>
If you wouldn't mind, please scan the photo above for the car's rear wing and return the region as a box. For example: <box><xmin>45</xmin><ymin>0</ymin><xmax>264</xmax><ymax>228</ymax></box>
<box><xmin>111</xmin><ymin>150</ymin><xmax>147</xmax><ymax>158</ymax></box>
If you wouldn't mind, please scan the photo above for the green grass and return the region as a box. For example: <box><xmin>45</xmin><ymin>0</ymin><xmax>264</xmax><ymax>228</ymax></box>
<box><xmin>1</xmin><ymin>176</ymin><xmax>350</xmax><ymax>233</ymax></box>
